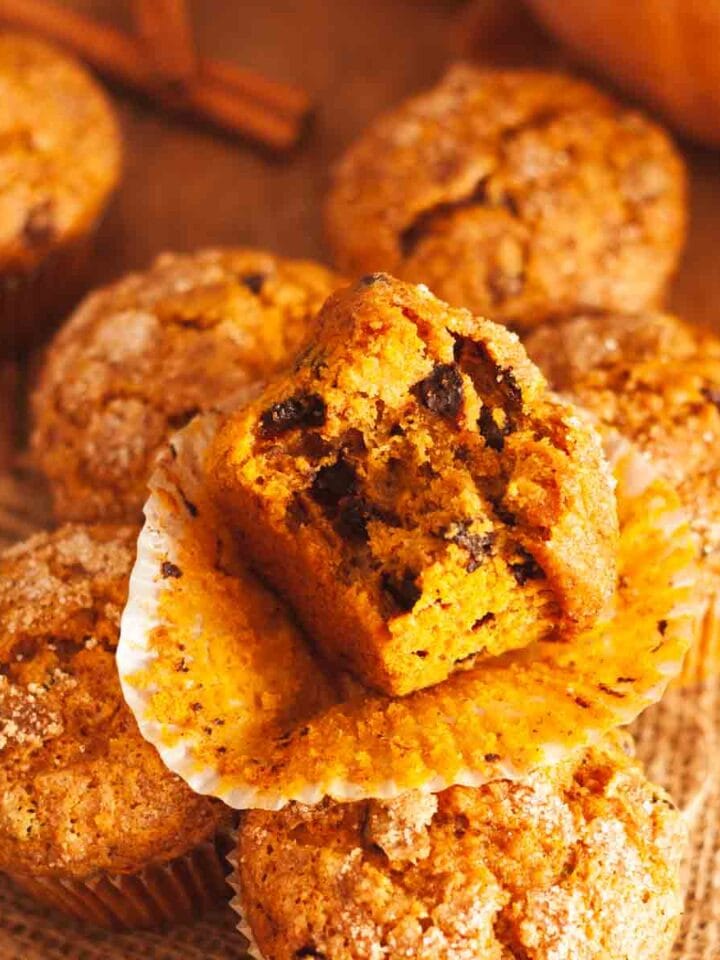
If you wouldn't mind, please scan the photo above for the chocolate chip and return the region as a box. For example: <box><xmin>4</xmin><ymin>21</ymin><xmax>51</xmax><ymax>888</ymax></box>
<box><xmin>598</xmin><ymin>683</ymin><xmax>626</xmax><ymax>699</ymax></box>
<box><xmin>444</xmin><ymin>521</ymin><xmax>493</xmax><ymax>572</ymax></box>
<box><xmin>574</xmin><ymin>695</ymin><xmax>591</xmax><ymax>709</ymax></box>
<box><xmin>389</xmin><ymin>423</ymin><xmax>406</xmax><ymax>438</ymax></box>
<box><xmin>472</xmin><ymin>612</ymin><xmax>496</xmax><ymax>630</ymax></box>
<box><xmin>286</xmin><ymin>492</ymin><xmax>311</xmax><ymax>530</ymax></box>
<box><xmin>381</xmin><ymin>568</ymin><xmax>421</xmax><ymax>613</ymax></box>
<box><xmin>414</xmin><ymin>650</ymin><xmax>428</xmax><ymax>658</ymax></box>
<box><xmin>22</xmin><ymin>200</ymin><xmax>55</xmax><ymax>247</ymax></box>
<box><xmin>702</xmin><ymin>386</ymin><xmax>720</xmax><ymax>410</ymax></box>
<box><xmin>411</xmin><ymin>363</ymin><xmax>464</xmax><ymax>419</ymax></box>
<box><xmin>657</xmin><ymin>619</ymin><xmax>668</xmax><ymax>636</ymax></box>
<box><xmin>161</xmin><ymin>561</ymin><xmax>183</xmax><ymax>579</ymax></box>
<box><xmin>509</xmin><ymin>550</ymin><xmax>544</xmax><ymax>585</ymax></box>
<box><xmin>478</xmin><ymin>406</ymin><xmax>511</xmax><ymax>451</ymax></box>
<box><xmin>310</xmin><ymin>458</ymin><xmax>357</xmax><ymax>507</ymax></box>
<box><xmin>259</xmin><ymin>393</ymin><xmax>327</xmax><ymax>438</ymax></box>
<box><xmin>484</xmin><ymin>752</ymin><xmax>501</xmax><ymax>762</ymax></box>
<box><xmin>240</xmin><ymin>272</ymin><xmax>266</xmax><ymax>294</ymax></box>
<box><xmin>336</xmin><ymin>495</ymin><xmax>372</xmax><ymax>542</ymax></box>
<box><xmin>337</xmin><ymin>497</ymin><xmax>400</xmax><ymax>543</ymax></box>
<box><xmin>340</xmin><ymin>428</ymin><xmax>367</xmax><ymax>456</ymax></box>
<box><xmin>297</xmin><ymin>432</ymin><xmax>334</xmax><ymax>460</ymax></box>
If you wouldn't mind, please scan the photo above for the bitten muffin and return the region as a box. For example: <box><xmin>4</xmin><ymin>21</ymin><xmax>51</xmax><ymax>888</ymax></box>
<box><xmin>209</xmin><ymin>274</ymin><xmax>618</xmax><ymax>697</ymax></box>
<box><xmin>0</xmin><ymin>32</ymin><xmax>121</xmax><ymax>354</ymax></box>
<box><xmin>32</xmin><ymin>248</ymin><xmax>342</xmax><ymax>523</ymax></box>
<box><xmin>325</xmin><ymin>65</ymin><xmax>686</xmax><ymax>329</ymax></box>
<box><xmin>236</xmin><ymin>735</ymin><xmax>687</xmax><ymax>960</ymax></box>
<box><xmin>525</xmin><ymin>312</ymin><xmax>720</xmax><ymax>684</ymax></box>
<box><xmin>0</xmin><ymin>524</ymin><xmax>232</xmax><ymax>929</ymax></box>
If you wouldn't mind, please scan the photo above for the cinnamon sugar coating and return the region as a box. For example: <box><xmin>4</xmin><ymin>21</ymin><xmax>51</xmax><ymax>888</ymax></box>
<box><xmin>325</xmin><ymin>66</ymin><xmax>686</xmax><ymax>328</ymax></box>
<box><xmin>526</xmin><ymin>313</ymin><xmax>720</xmax><ymax>642</ymax></box>
<box><xmin>31</xmin><ymin>249</ymin><xmax>341</xmax><ymax>522</ymax></box>
<box><xmin>0</xmin><ymin>524</ymin><xmax>228</xmax><ymax>880</ymax></box>
<box><xmin>237</xmin><ymin>736</ymin><xmax>686</xmax><ymax>960</ymax></box>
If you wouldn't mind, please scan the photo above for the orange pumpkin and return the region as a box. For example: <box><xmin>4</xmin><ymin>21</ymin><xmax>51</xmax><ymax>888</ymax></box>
<box><xmin>526</xmin><ymin>0</ymin><xmax>720</xmax><ymax>148</ymax></box>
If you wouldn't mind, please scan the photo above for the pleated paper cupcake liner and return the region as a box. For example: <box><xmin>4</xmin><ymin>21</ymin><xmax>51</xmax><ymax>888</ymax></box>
<box><xmin>118</xmin><ymin>414</ymin><xmax>700</xmax><ymax>810</ymax></box>
<box><xmin>7</xmin><ymin>831</ymin><xmax>234</xmax><ymax>932</ymax></box>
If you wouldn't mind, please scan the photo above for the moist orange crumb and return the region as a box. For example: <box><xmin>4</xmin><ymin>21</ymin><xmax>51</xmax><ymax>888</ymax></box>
<box><xmin>31</xmin><ymin>248</ymin><xmax>342</xmax><ymax>523</ymax></box>
<box><xmin>325</xmin><ymin>65</ymin><xmax>686</xmax><ymax>328</ymax></box>
<box><xmin>209</xmin><ymin>274</ymin><xmax>617</xmax><ymax>697</ymax></box>
<box><xmin>0</xmin><ymin>524</ymin><xmax>229</xmax><ymax>880</ymax></box>
<box><xmin>237</xmin><ymin>734</ymin><xmax>686</xmax><ymax>960</ymax></box>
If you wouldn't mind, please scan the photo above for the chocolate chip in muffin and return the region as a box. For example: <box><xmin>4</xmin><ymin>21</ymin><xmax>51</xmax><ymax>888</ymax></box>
<box><xmin>510</xmin><ymin>550</ymin><xmax>545</xmax><ymax>585</ymax></box>
<box><xmin>240</xmin><ymin>272</ymin><xmax>266</xmax><ymax>294</ymax></box>
<box><xmin>411</xmin><ymin>363</ymin><xmax>463</xmax><ymax>419</ymax></box>
<box><xmin>478</xmin><ymin>406</ymin><xmax>511</xmax><ymax>451</ymax></box>
<box><xmin>381</xmin><ymin>568</ymin><xmax>422</xmax><ymax>613</ymax></box>
<box><xmin>259</xmin><ymin>393</ymin><xmax>327</xmax><ymax>438</ymax></box>
<box><xmin>310</xmin><ymin>459</ymin><xmax>358</xmax><ymax>507</ymax></box>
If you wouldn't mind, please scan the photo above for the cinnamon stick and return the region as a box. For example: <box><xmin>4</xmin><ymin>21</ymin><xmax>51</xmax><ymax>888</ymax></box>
<box><xmin>0</xmin><ymin>0</ymin><xmax>310</xmax><ymax>151</ymax></box>
<box><xmin>131</xmin><ymin>0</ymin><xmax>198</xmax><ymax>82</ymax></box>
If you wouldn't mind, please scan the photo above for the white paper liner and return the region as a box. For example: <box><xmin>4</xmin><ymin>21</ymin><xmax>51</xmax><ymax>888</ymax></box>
<box><xmin>118</xmin><ymin>414</ymin><xmax>700</xmax><ymax>810</ymax></box>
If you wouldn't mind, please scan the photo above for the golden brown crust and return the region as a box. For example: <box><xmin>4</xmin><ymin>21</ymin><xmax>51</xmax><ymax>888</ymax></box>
<box><xmin>31</xmin><ymin>248</ymin><xmax>342</xmax><ymax>523</ymax></box>
<box><xmin>0</xmin><ymin>32</ymin><xmax>121</xmax><ymax>272</ymax></box>
<box><xmin>523</xmin><ymin>310</ymin><xmax>717</xmax><ymax>391</ymax></box>
<box><xmin>209</xmin><ymin>274</ymin><xmax>618</xmax><ymax>696</ymax></box>
<box><xmin>0</xmin><ymin>524</ymin><xmax>228</xmax><ymax>880</ymax></box>
<box><xmin>526</xmin><ymin>313</ymin><xmax>720</xmax><ymax>587</ymax></box>
<box><xmin>325</xmin><ymin>65</ymin><xmax>686</xmax><ymax>327</ymax></box>
<box><xmin>237</xmin><ymin>736</ymin><xmax>686</xmax><ymax>960</ymax></box>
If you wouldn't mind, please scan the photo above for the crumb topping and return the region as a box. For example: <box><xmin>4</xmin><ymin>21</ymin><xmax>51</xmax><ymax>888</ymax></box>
<box><xmin>238</xmin><ymin>737</ymin><xmax>686</xmax><ymax>960</ymax></box>
<box><xmin>325</xmin><ymin>65</ymin><xmax>686</xmax><ymax>326</ymax></box>
<box><xmin>0</xmin><ymin>524</ymin><xmax>228</xmax><ymax>879</ymax></box>
<box><xmin>31</xmin><ymin>248</ymin><xmax>342</xmax><ymax>522</ymax></box>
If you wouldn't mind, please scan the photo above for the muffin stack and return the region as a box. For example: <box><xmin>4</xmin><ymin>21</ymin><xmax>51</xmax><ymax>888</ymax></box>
<box><xmin>2</xmin><ymin>52</ymin><xmax>717</xmax><ymax>960</ymax></box>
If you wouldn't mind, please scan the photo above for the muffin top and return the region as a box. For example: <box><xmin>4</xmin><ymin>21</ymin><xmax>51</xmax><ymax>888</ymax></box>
<box><xmin>0</xmin><ymin>524</ymin><xmax>228</xmax><ymax>880</ymax></box>
<box><xmin>0</xmin><ymin>32</ymin><xmax>121</xmax><ymax>271</ymax></box>
<box><xmin>523</xmin><ymin>310</ymin><xmax>716</xmax><ymax>391</ymax></box>
<box><xmin>525</xmin><ymin>312</ymin><xmax>720</xmax><ymax>595</ymax></box>
<box><xmin>32</xmin><ymin>248</ymin><xmax>342</xmax><ymax>523</ymax></box>
<box><xmin>237</xmin><ymin>735</ymin><xmax>686</xmax><ymax>960</ymax></box>
<box><xmin>325</xmin><ymin>65</ymin><xmax>686</xmax><ymax>328</ymax></box>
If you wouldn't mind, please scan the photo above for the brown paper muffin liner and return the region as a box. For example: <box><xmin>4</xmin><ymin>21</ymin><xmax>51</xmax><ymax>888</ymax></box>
<box><xmin>0</xmin><ymin>229</ymin><xmax>99</xmax><ymax>357</ymax></box>
<box><xmin>6</xmin><ymin>831</ymin><xmax>234</xmax><ymax>932</ymax></box>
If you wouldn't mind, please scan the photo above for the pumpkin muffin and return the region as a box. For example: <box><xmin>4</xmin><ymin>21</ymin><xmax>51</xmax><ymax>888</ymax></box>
<box><xmin>0</xmin><ymin>524</ymin><xmax>232</xmax><ymax>929</ymax></box>
<box><xmin>0</xmin><ymin>32</ymin><xmax>121</xmax><ymax>354</ymax></box>
<box><xmin>325</xmin><ymin>65</ymin><xmax>686</xmax><ymax>329</ymax></box>
<box><xmin>235</xmin><ymin>734</ymin><xmax>687</xmax><ymax>960</ymax></box>
<box><xmin>31</xmin><ymin>248</ymin><xmax>342</xmax><ymax>523</ymax></box>
<box><xmin>209</xmin><ymin>274</ymin><xmax>618</xmax><ymax>697</ymax></box>
<box><xmin>525</xmin><ymin>313</ymin><xmax>720</xmax><ymax>684</ymax></box>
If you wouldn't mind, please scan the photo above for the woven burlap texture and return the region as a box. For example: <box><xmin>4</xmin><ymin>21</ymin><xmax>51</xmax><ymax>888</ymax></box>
<box><xmin>0</xmin><ymin>478</ymin><xmax>718</xmax><ymax>960</ymax></box>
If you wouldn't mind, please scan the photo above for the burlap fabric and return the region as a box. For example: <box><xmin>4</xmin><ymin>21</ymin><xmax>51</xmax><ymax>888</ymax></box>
<box><xmin>0</xmin><ymin>453</ymin><xmax>717</xmax><ymax>960</ymax></box>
